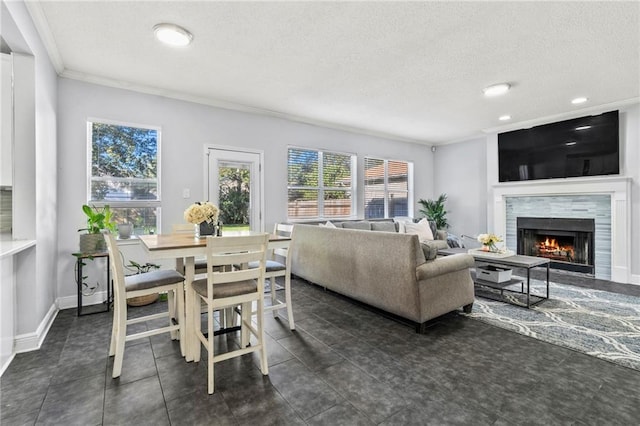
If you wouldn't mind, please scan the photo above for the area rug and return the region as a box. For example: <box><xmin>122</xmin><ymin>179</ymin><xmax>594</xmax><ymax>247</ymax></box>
<box><xmin>462</xmin><ymin>279</ymin><xmax>640</xmax><ymax>371</ymax></box>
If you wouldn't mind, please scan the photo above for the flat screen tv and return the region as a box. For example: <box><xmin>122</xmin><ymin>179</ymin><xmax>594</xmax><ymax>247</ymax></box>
<box><xmin>498</xmin><ymin>110</ymin><xmax>619</xmax><ymax>182</ymax></box>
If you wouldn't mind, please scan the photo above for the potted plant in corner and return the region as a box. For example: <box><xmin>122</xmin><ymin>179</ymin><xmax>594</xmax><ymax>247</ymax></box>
<box><xmin>78</xmin><ymin>204</ymin><xmax>117</xmax><ymax>253</ymax></box>
<box><xmin>418</xmin><ymin>193</ymin><xmax>450</xmax><ymax>230</ymax></box>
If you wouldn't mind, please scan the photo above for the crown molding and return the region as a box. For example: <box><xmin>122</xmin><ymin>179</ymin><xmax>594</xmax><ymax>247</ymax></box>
<box><xmin>24</xmin><ymin>1</ymin><xmax>64</xmax><ymax>74</ymax></box>
<box><xmin>482</xmin><ymin>97</ymin><xmax>640</xmax><ymax>135</ymax></box>
<box><xmin>59</xmin><ymin>69</ymin><xmax>431</xmax><ymax>147</ymax></box>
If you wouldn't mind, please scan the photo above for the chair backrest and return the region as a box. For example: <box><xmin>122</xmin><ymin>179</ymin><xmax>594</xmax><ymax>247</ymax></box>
<box><xmin>104</xmin><ymin>232</ymin><xmax>126</xmax><ymax>303</ymax></box>
<box><xmin>272</xmin><ymin>223</ymin><xmax>294</xmax><ymax>258</ymax></box>
<box><xmin>172</xmin><ymin>223</ymin><xmax>195</xmax><ymax>234</ymax></box>
<box><xmin>205</xmin><ymin>234</ymin><xmax>269</xmax><ymax>298</ymax></box>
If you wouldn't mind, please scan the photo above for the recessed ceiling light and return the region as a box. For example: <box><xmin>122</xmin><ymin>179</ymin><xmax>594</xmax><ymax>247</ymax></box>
<box><xmin>499</xmin><ymin>115</ymin><xmax>511</xmax><ymax>121</ymax></box>
<box><xmin>571</xmin><ymin>97</ymin><xmax>588</xmax><ymax>105</ymax></box>
<box><xmin>575</xmin><ymin>125</ymin><xmax>592</xmax><ymax>131</ymax></box>
<box><xmin>154</xmin><ymin>23</ymin><xmax>193</xmax><ymax>47</ymax></box>
<box><xmin>483</xmin><ymin>83</ymin><xmax>510</xmax><ymax>97</ymax></box>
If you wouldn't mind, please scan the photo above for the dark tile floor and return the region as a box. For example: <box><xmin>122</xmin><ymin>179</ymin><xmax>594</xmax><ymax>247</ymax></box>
<box><xmin>2</xmin><ymin>275</ymin><xmax>640</xmax><ymax>425</ymax></box>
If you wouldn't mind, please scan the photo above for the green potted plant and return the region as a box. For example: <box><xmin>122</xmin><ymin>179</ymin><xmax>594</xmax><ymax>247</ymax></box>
<box><xmin>78</xmin><ymin>204</ymin><xmax>117</xmax><ymax>253</ymax></box>
<box><xmin>418</xmin><ymin>193</ymin><xmax>450</xmax><ymax>230</ymax></box>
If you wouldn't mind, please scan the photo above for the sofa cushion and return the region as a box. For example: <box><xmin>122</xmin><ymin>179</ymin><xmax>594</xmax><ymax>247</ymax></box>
<box><xmin>405</xmin><ymin>220</ymin><xmax>434</xmax><ymax>241</ymax></box>
<box><xmin>371</xmin><ymin>222</ymin><xmax>397</xmax><ymax>233</ymax></box>
<box><xmin>342</xmin><ymin>221</ymin><xmax>372</xmax><ymax>230</ymax></box>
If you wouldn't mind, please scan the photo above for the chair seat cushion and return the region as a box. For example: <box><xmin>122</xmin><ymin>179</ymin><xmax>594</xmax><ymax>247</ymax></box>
<box><xmin>247</xmin><ymin>260</ymin><xmax>286</xmax><ymax>272</ymax></box>
<box><xmin>192</xmin><ymin>278</ymin><xmax>258</xmax><ymax>299</ymax></box>
<box><xmin>125</xmin><ymin>269</ymin><xmax>185</xmax><ymax>292</ymax></box>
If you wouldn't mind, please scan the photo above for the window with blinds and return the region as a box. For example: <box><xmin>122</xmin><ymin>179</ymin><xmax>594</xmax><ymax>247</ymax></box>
<box><xmin>288</xmin><ymin>148</ymin><xmax>355</xmax><ymax>219</ymax></box>
<box><xmin>364</xmin><ymin>158</ymin><xmax>411</xmax><ymax>219</ymax></box>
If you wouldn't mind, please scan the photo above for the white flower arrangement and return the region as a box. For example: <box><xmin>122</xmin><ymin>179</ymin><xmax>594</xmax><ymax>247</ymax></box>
<box><xmin>184</xmin><ymin>201</ymin><xmax>219</xmax><ymax>225</ymax></box>
<box><xmin>477</xmin><ymin>233</ymin><xmax>503</xmax><ymax>246</ymax></box>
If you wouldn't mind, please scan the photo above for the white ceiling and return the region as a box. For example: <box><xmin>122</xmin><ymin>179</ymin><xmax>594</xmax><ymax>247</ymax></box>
<box><xmin>27</xmin><ymin>1</ymin><xmax>640</xmax><ymax>145</ymax></box>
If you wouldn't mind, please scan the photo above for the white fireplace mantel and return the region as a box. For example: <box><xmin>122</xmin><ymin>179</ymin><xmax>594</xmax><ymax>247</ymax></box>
<box><xmin>491</xmin><ymin>176</ymin><xmax>631</xmax><ymax>283</ymax></box>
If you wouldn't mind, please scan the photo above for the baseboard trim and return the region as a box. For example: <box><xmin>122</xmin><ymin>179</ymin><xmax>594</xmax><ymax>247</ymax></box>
<box><xmin>630</xmin><ymin>274</ymin><xmax>640</xmax><ymax>286</ymax></box>
<box><xmin>14</xmin><ymin>303</ymin><xmax>58</xmax><ymax>353</ymax></box>
<box><xmin>57</xmin><ymin>290</ymin><xmax>108</xmax><ymax>310</ymax></box>
<box><xmin>0</xmin><ymin>353</ymin><xmax>16</xmax><ymax>376</ymax></box>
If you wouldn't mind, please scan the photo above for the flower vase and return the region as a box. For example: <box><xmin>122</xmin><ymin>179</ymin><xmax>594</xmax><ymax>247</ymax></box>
<box><xmin>195</xmin><ymin>221</ymin><xmax>216</xmax><ymax>238</ymax></box>
<box><xmin>483</xmin><ymin>243</ymin><xmax>499</xmax><ymax>253</ymax></box>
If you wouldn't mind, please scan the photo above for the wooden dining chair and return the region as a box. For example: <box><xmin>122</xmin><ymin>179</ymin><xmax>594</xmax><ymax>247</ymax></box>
<box><xmin>104</xmin><ymin>232</ymin><xmax>185</xmax><ymax>379</ymax></box>
<box><xmin>247</xmin><ymin>223</ymin><xmax>295</xmax><ymax>330</ymax></box>
<box><xmin>187</xmin><ymin>233</ymin><xmax>269</xmax><ymax>394</ymax></box>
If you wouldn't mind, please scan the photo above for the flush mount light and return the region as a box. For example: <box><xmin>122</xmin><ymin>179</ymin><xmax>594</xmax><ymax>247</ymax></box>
<box><xmin>571</xmin><ymin>97</ymin><xmax>588</xmax><ymax>105</ymax></box>
<box><xmin>154</xmin><ymin>23</ymin><xmax>193</xmax><ymax>47</ymax></box>
<box><xmin>499</xmin><ymin>115</ymin><xmax>511</xmax><ymax>121</ymax></box>
<box><xmin>483</xmin><ymin>83</ymin><xmax>510</xmax><ymax>97</ymax></box>
<box><xmin>575</xmin><ymin>125</ymin><xmax>592</xmax><ymax>131</ymax></box>
<box><xmin>565</xmin><ymin>141</ymin><xmax>577</xmax><ymax>146</ymax></box>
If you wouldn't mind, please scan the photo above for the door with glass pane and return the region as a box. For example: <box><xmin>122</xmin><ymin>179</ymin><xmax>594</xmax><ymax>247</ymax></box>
<box><xmin>207</xmin><ymin>147</ymin><xmax>263</xmax><ymax>232</ymax></box>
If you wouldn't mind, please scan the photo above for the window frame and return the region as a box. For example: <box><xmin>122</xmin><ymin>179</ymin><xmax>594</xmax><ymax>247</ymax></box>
<box><xmin>364</xmin><ymin>156</ymin><xmax>413</xmax><ymax>219</ymax></box>
<box><xmin>86</xmin><ymin>118</ymin><xmax>162</xmax><ymax>231</ymax></box>
<box><xmin>287</xmin><ymin>146</ymin><xmax>357</xmax><ymax>221</ymax></box>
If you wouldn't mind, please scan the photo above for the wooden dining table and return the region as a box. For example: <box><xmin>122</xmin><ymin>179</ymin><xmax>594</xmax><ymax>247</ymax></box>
<box><xmin>138</xmin><ymin>231</ymin><xmax>291</xmax><ymax>362</ymax></box>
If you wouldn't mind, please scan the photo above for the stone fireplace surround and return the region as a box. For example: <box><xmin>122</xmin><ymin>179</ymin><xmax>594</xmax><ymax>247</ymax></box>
<box><xmin>491</xmin><ymin>176</ymin><xmax>631</xmax><ymax>283</ymax></box>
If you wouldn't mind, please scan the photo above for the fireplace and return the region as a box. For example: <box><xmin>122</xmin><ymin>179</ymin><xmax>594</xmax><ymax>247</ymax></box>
<box><xmin>517</xmin><ymin>217</ymin><xmax>595</xmax><ymax>274</ymax></box>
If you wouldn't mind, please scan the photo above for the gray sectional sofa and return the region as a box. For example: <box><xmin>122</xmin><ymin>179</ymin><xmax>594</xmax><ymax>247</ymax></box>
<box><xmin>290</xmin><ymin>224</ymin><xmax>475</xmax><ymax>332</ymax></box>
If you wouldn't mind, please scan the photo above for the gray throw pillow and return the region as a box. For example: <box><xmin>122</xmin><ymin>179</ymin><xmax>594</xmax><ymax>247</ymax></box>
<box><xmin>428</xmin><ymin>220</ymin><xmax>438</xmax><ymax>239</ymax></box>
<box><xmin>421</xmin><ymin>242</ymin><xmax>439</xmax><ymax>260</ymax></box>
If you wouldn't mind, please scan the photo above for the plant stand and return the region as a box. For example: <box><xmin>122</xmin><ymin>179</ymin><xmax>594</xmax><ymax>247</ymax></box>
<box><xmin>72</xmin><ymin>251</ymin><xmax>112</xmax><ymax>316</ymax></box>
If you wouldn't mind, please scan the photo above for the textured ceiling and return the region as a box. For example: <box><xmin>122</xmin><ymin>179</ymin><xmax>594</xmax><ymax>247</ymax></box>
<box><xmin>28</xmin><ymin>1</ymin><xmax>640</xmax><ymax>144</ymax></box>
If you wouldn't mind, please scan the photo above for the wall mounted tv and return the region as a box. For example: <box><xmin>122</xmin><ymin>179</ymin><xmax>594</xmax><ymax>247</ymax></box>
<box><xmin>498</xmin><ymin>110</ymin><xmax>619</xmax><ymax>182</ymax></box>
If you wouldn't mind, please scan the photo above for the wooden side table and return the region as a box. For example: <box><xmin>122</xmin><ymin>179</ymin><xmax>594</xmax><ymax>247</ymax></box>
<box><xmin>71</xmin><ymin>252</ymin><xmax>112</xmax><ymax>316</ymax></box>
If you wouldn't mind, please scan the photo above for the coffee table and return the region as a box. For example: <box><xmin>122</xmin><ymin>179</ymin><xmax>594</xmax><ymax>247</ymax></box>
<box><xmin>439</xmin><ymin>247</ymin><xmax>550</xmax><ymax>308</ymax></box>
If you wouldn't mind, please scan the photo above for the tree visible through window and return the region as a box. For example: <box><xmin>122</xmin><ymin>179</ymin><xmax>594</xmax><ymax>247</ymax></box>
<box><xmin>89</xmin><ymin>121</ymin><xmax>160</xmax><ymax>234</ymax></box>
<box><xmin>364</xmin><ymin>157</ymin><xmax>411</xmax><ymax>219</ymax></box>
<box><xmin>287</xmin><ymin>148</ymin><xmax>354</xmax><ymax>219</ymax></box>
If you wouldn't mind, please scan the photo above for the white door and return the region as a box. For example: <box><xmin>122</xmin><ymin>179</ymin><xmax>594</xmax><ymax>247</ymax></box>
<box><xmin>207</xmin><ymin>147</ymin><xmax>264</xmax><ymax>232</ymax></box>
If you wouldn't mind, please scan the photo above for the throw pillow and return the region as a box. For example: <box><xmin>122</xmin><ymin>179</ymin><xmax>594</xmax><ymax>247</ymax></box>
<box><xmin>421</xmin><ymin>242</ymin><xmax>439</xmax><ymax>260</ymax></box>
<box><xmin>404</xmin><ymin>220</ymin><xmax>434</xmax><ymax>242</ymax></box>
<box><xmin>371</xmin><ymin>222</ymin><xmax>397</xmax><ymax>233</ymax></box>
<box><xmin>324</xmin><ymin>221</ymin><xmax>337</xmax><ymax>228</ymax></box>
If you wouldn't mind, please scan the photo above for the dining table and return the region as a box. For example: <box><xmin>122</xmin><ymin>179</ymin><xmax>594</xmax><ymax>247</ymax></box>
<box><xmin>138</xmin><ymin>231</ymin><xmax>292</xmax><ymax>362</ymax></box>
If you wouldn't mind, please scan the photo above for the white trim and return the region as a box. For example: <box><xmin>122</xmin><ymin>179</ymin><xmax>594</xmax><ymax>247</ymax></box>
<box><xmin>0</xmin><ymin>353</ymin><xmax>16</xmax><ymax>376</ymax></box>
<box><xmin>57</xmin><ymin>290</ymin><xmax>108</xmax><ymax>310</ymax></box>
<box><xmin>630</xmin><ymin>274</ymin><xmax>640</xmax><ymax>286</ymax></box>
<box><xmin>24</xmin><ymin>1</ymin><xmax>65</xmax><ymax>73</ymax></box>
<box><xmin>14</xmin><ymin>303</ymin><xmax>58</xmax><ymax>353</ymax></box>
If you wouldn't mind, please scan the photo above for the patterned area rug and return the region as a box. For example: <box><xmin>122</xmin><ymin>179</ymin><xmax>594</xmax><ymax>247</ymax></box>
<box><xmin>463</xmin><ymin>279</ymin><xmax>640</xmax><ymax>371</ymax></box>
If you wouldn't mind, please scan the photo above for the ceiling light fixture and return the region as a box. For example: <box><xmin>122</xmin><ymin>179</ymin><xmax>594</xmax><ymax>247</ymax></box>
<box><xmin>575</xmin><ymin>125</ymin><xmax>592</xmax><ymax>131</ymax></box>
<box><xmin>483</xmin><ymin>83</ymin><xmax>510</xmax><ymax>97</ymax></box>
<box><xmin>153</xmin><ymin>23</ymin><xmax>193</xmax><ymax>47</ymax></box>
<box><xmin>499</xmin><ymin>115</ymin><xmax>511</xmax><ymax>121</ymax></box>
<box><xmin>571</xmin><ymin>97</ymin><xmax>588</xmax><ymax>105</ymax></box>
<box><xmin>565</xmin><ymin>141</ymin><xmax>577</xmax><ymax>146</ymax></box>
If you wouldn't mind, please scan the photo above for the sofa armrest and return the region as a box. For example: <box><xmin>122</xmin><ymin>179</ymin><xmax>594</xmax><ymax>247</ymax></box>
<box><xmin>416</xmin><ymin>253</ymin><xmax>475</xmax><ymax>280</ymax></box>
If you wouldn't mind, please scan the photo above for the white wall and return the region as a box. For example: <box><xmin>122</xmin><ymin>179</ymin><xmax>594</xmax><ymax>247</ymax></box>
<box><xmin>3</xmin><ymin>0</ymin><xmax>58</xmax><ymax>346</ymax></box>
<box><xmin>56</xmin><ymin>78</ymin><xmax>434</xmax><ymax>301</ymax></box>
<box><xmin>433</xmin><ymin>137</ymin><xmax>487</xmax><ymax>241</ymax></box>
<box><xmin>435</xmin><ymin>104</ymin><xmax>640</xmax><ymax>283</ymax></box>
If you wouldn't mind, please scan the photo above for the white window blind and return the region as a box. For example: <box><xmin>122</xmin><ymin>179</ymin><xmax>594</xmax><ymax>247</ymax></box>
<box><xmin>287</xmin><ymin>147</ymin><xmax>354</xmax><ymax>219</ymax></box>
<box><xmin>364</xmin><ymin>157</ymin><xmax>411</xmax><ymax>219</ymax></box>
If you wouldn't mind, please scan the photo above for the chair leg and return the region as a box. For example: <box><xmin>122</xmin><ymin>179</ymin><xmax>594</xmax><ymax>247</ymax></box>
<box><xmin>270</xmin><ymin>277</ymin><xmax>277</xmax><ymax>318</ymax></box>
<box><xmin>167</xmin><ymin>289</ymin><xmax>177</xmax><ymax>340</ymax></box>
<box><xmin>256</xmin><ymin>297</ymin><xmax>268</xmax><ymax>375</ymax></box>
<box><xmin>175</xmin><ymin>285</ymin><xmax>186</xmax><ymax>357</ymax></box>
<box><xmin>240</xmin><ymin>302</ymin><xmax>250</xmax><ymax>348</ymax></box>
<box><xmin>109</xmin><ymin>298</ymin><xmax>119</xmax><ymax>357</ymax></box>
<box><xmin>207</xmin><ymin>303</ymin><xmax>215</xmax><ymax>394</ymax></box>
<box><xmin>284</xmin><ymin>273</ymin><xmax>295</xmax><ymax>330</ymax></box>
<box><xmin>112</xmin><ymin>302</ymin><xmax>127</xmax><ymax>378</ymax></box>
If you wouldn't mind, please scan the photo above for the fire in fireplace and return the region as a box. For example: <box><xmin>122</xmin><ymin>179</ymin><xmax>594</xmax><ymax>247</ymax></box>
<box><xmin>517</xmin><ymin>217</ymin><xmax>595</xmax><ymax>274</ymax></box>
